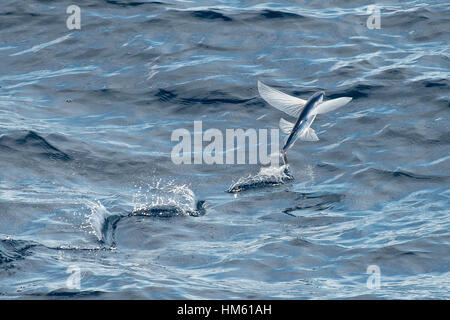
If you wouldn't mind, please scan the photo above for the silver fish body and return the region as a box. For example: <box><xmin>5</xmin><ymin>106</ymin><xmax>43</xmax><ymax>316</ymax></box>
<box><xmin>282</xmin><ymin>91</ymin><xmax>324</xmax><ymax>152</ymax></box>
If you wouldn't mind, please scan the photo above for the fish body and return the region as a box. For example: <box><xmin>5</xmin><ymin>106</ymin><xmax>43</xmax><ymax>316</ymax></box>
<box><xmin>282</xmin><ymin>91</ymin><xmax>324</xmax><ymax>152</ymax></box>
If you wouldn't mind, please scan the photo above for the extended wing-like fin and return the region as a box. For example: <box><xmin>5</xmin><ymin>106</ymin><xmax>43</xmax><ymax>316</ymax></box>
<box><xmin>279</xmin><ymin>118</ymin><xmax>295</xmax><ymax>135</ymax></box>
<box><xmin>258</xmin><ymin>81</ymin><xmax>306</xmax><ymax>118</ymax></box>
<box><xmin>298</xmin><ymin>127</ymin><xmax>319</xmax><ymax>142</ymax></box>
<box><xmin>313</xmin><ymin>97</ymin><xmax>352</xmax><ymax>115</ymax></box>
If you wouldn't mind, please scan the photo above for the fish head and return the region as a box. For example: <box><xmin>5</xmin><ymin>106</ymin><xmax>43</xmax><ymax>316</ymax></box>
<box><xmin>310</xmin><ymin>91</ymin><xmax>325</xmax><ymax>111</ymax></box>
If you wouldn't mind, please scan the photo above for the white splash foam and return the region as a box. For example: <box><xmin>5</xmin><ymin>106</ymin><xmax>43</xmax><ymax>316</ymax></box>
<box><xmin>132</xmin><ymin>179</ymin><xmax>197</xmax><ymax>215</ymax></box>
<box><xmin>258</xmin><ymin>164</ymin><xmax>291</xmax><ymax>177</ymax></box>
<box><xmin>87</xmin><ymin>200</ymin><xmax>113</xmax><ymax>241</ymax></box>
<box><xmin>228</xmin><ymin>164</ymin><xmax>294</xmax><ymax>193</ymax></box>
<box><xmin>84</xmin><ymin>181</ymin><xmax>198</xmax><ymax>243</ymax></box>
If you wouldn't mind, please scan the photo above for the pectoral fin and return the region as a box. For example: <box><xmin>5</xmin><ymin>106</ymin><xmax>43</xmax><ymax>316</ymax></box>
<box><xmin>279</xmin><ymin>118</ymin><xmax>295</xmax><ymax>134</ymax></box>
<box><xmin>258</xmin><ymin>81</ymin><xmax>306</xmax><ymax>118</ymax></box>
<box><xmin>298</xmin><ymin>127</ymin><xmax>319</xmax><ymax>141</ymax></box>
<box><xmin>312</xmin><ymin>97</ymin><xmax>352</xmax><ymax>115</ymax></box>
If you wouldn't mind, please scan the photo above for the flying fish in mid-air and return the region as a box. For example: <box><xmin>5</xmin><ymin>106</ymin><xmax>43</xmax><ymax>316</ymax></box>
<box><xmin>258</xmin><ymin>81</ymin><xmax>352</xmax><ymax>165</ymax></box>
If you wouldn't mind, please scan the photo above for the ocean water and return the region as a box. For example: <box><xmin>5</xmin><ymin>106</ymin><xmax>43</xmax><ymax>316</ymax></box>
<box><xmin>0</xmin><ymin>0</ymin><xmax>449</xmax><ymax>299</ymax></box>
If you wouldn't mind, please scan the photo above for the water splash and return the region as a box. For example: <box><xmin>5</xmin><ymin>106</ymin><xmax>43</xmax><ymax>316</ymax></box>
<box><xmin>132</xmin><ymin>179</ymin><xmax>203</xmax><ymax>217</ymax></box>
<box><xmin>85</xmin><ymin>180</ymin><xmax>205</xmax><ymax>246</ymax></box>
<box><xmin>227</xmin><ymin>165</ymin><xmax>294</xmax><ymax>193</ymax></box>
<box><xmin>88</xmin><ymin>201</ymin><xmax>113</xmax><ymax>241</ymax></box>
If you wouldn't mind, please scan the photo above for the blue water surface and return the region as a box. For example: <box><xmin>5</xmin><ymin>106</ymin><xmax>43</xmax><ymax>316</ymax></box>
<box><xmin>0</xmin><ymin>0</ymin><xmax>449</xmax><ymax>299</ymax></box>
